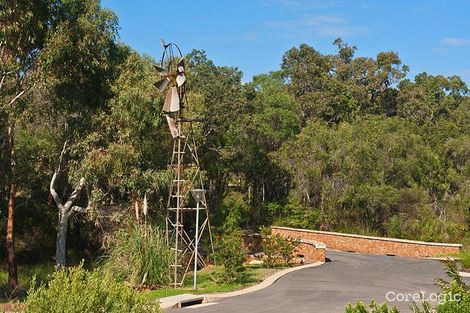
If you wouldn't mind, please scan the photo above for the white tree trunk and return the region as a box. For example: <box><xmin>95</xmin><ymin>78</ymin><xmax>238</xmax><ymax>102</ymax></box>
<box><xmin>56</xmin><ymin>209</ymin><xmax>69</xmax><ymax>267</ymax></box>
<box><xmin>50</xmin><ymin>140</ymin><xmax>90</xmax><ymax>268</ymax></box>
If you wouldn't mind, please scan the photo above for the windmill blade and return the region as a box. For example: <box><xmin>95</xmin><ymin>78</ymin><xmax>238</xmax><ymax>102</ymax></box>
<box><xmin>176</xmin><ymin>73</ymin><xmax>186</xmax><ymax>87</ymax></box>
<box><xmin>160</xmin><ymin>38</ymin><xmax>170</xmax><ymax>49</ymax></box>
<box><xmin>154</xmin><ymin>77</ymin><xmax>170</xmax><ymax>92</ymax></box>
<box><xmin>165</xmin><ymin>115</ymin><xmax>179</xmax><ymax>138</ymax></box>
<box><xmin>177</xmin><ymin>58</ymin><xmax>185</xmax><ymax>73</ymax></box>
<box><xmin>153</xmin><ymin>64</ymin><xmax>166</xmax><ymax>73</ymax></box>
<box><xmin>169</xmin><ymin>87</ymin><xmax>180</xmax><ymax>112</ymax></box>
<box><xmin>163</xmin><ymin>86</ymin><xmax>180</xmax><ymax>112</ymax></box>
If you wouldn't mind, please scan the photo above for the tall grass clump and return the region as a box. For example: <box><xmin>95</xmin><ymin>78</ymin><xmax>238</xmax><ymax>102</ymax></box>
<box><xmin>103</xmin><ymin>225</ymin><xmax>172</xmax><ymax>286</ymax></box>
<box><xmin>24</xmin><ymin>264</ymin><xmax>158</xmax><ymax>313</ymax></box>
<box><xmin>458</xmin><ymin>251</ymin><xmax>470</xmax><ymax>270</ymax></box>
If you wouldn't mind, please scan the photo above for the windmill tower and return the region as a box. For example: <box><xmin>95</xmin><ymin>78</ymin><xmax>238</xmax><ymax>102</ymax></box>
<box><xmin>154</xmin><ymin>41</ymin><xmax>214</xmax><ymax>287</ymax></box>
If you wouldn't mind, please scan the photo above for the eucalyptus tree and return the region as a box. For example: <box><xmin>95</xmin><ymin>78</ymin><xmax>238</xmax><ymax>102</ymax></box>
<box><xmin>76</xmin><ymin>50</ymin><xmax>168</xmax><ymax>241</ymax></box>
<box><xmin>186</xmin><ymin>50</ymin><xmax>247</xmax><ymax>210</ymax></box>
<box><xmin>37</xmin><ymin>0</ymin><xmax>120</xmax><ymax>266</ymax></box>
<box><xmin>0</xmin><ymin>0</ymin><xmax>51</xmax><ymax>289</ymax></box>
<box><xmin>281</xmin><ymin>40</ymin><xmax>409</xmax><ymax>123</ymax></box>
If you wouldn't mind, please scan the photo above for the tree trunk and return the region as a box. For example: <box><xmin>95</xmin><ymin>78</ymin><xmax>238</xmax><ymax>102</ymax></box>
<box><xmin>56</xmin><ymin>209</ymin><xmax>69</xmax><ymax>268</ymax></box>
<box><xmin>6</xmin><ymin>124</ymin><xmax>18</xmax><ymax>289</ymax></box>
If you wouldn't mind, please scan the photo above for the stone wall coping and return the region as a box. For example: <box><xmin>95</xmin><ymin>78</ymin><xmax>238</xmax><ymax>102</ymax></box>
<box><xmin>299</xmin><ymin>239</ymin><xmax>327</xmax><ymax>249</ymax></box>
<box><xmin>272</xmin><ymin>226</ymin><xmax>462</xmax><ymax>248</ymax></box>
<box><xmin>243</xmin><ymin>232</ymin><xmax>327</xmax><ymax>249</ymax></box>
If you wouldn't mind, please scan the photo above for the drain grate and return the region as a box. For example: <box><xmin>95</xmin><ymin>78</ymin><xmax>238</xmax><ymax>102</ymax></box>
<box><xmin>178</xmin><ymin>297</ymin><xmax>205</xmax><ymax>308</ymax></box>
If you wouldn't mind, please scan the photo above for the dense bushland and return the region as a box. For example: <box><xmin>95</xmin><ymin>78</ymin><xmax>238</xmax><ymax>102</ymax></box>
<box><xmin>1</xmin><ymin>0</ymin><xmax>470</xmax><ymax>294</ymax></box>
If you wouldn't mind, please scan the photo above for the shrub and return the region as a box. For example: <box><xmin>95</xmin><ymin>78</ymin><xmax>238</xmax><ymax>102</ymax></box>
<box><xmin>24</xmin><ymin>264</ymin><xmax>158</xmax><ymax>313</ymax></box>
<box><xmin>103</xmin><ymin>225</ymin><xmax>172</xmax><ymax>286</ymax></box>
<box><xmin>213</xmin><ymin>231</ymin><xmax>247</xmax><ymax>283</ymax></box>
<box><xmin>262</xmin><ymin>234</ymin><xmax>298</xmax><ymax>267</ymax></box>
<box><xmin>345</xmin><ymin>300</ymin><xmax>400</xmax><ymax>313</ymax></box>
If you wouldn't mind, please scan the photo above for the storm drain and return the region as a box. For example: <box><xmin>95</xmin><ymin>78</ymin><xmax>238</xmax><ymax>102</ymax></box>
<box><xmin>178</xmin><ymin>296</ymin><xmax>206</xmax><ymax>308</ymax></box>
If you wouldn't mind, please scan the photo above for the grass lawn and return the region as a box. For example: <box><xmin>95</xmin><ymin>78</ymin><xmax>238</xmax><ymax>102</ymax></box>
<box><xmin>143</xmin><ymin>265</ymin><xmax>285</xmax><ymax>300</ymax></box>
<box><xmin>0</xmin><ymin>263</ymin><xmax>55</xmax><ymax>302</ymax></box>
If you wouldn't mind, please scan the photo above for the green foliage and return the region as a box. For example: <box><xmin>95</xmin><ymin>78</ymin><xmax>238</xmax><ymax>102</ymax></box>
<box><xmin>262</xmin><ymin>234</ymin><xmax>298</xmax><ymax>267</ymax></box>
<box><xmin>0</xmin><ymin>263</ymin><xmax>55</xmax><ymax>301</ymax></box>
<box><xmin>218</xmin><ymin>191</ymin><xmax>250</xmax><ymax>230</ymax></box>
<box><xmin>24</xmin><ymin>264</ymin><xmax>158</xmax><ymax>313</ymax></box>
<box><xmin>102</xmin><ymin>225</ymin><xmax>171</xmax><ymax>286</ymax></box>
<box><xmin>39</xmin><ymin>0</ymin><xmax>119</xmax><ymax>113</ymax></box>
<box><xmin>460</xmin><ymin>251</ymin><xmax>470</xmax><ymax>270</ymax></box>
<box><xmin>3</xmin><ymin>0</ymin><xmax>470</xmax><ymax>296</ymax></box>
<box><xmin>275</xmin><ymin>116</ymin><xmax>468</xmax><ymax>241</ymax></box>
<box><xmin>345</xmin><ymin>301</ymin><xmax>400</xmax><ymax>313</ymax></box>
<box><xmin>213</xmin><ymin>231</ymin><xmax>247</xmax><ymax>283</ymax></box>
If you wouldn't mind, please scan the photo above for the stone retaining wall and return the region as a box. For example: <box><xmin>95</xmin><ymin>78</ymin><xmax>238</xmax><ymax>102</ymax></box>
<box><xmin>295</xmin><ymin>239</ymin><xmax>326</xmax><ymax>263</ymax></box>
<box><xmin>271</xmin><ymin>226</ymin><xmax>462</xmax><ymax>258</ymax></box>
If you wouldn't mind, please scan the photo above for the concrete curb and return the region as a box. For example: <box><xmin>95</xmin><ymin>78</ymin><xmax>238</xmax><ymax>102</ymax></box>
<box><xmin>204</xmin><ymin>261</ymin><xmax>324</xmax><ymax>301</ymax></box>
<box><xmin>459</xmin><ymin>271</ymin><xmax>470</xmax><ymax>278</ymax></box>
<box><xmin>159</xmin><ymin>261</ymin><xmax>325</xmax><ymax>309</ymax></box>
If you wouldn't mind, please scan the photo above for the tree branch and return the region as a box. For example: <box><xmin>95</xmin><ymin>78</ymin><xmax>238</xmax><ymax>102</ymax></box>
<box><xmin>50</xmin><ymin>172</ymin><xmax>63</xmax><ymax>209</ymax></box>
<box><xmin>50</xmin><ymin>139</ymin><xmax>70</xmax><ymax>208</ymax></box>
<box><xmin>8</xmin><ymin>89</ymin><xmax>27</xmax><ymax>107</ymax></box>
<box><xmin>71</xmin><ymin>205</ymin><xmax>87</xmax><ymax>213</ymax></box>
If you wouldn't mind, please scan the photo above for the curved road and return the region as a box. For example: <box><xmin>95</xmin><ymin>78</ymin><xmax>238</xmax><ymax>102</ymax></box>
<box><xmin>177</xmin><ymin>250</ymin><xmax>465</xmax><ymax>313</ymax></box>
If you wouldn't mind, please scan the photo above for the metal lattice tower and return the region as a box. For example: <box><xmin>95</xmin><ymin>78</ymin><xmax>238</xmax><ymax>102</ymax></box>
<box><xmin>154</xmin><ymin>41</ymin><xmax>214</xmax><ymax>287</ymax></box>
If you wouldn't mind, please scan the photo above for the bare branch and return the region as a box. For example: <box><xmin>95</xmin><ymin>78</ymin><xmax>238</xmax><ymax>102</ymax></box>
<box><xmin>50</xmin><ymin>172</ymin><xmax>63</xmax><ymax>208</ymax></box>
<box><xmin>0</xmin><ymin>74</ymin><xmax>5</xmax><ymax>90</ymax></box>
<box><xmin>8</xmin><ymin>89</ymin><xmax>27</xmax><ymax>107</ymax></box>
<box><xmin>56</xmin><ymin>139</ymin><xmax>70</xmax><ymax>173</ymax></box>
<box><xmin>71</xmin><ymin>205</ymin><xmax>87</xmax><ymax>213</ymax></box>
<box><xmin>63</xmin><ymin>178</ymin><xmax>86</xmax><ymax>209</ymax></box>
<box><xmin>50</xmin><ymin>139</ymin><xmax>70</xmax><ymax>208</ymax></box>
<box><xmin>64</xmin><ymin>189</ymin><xmax>81</xmax><ymax>209</ymax></box>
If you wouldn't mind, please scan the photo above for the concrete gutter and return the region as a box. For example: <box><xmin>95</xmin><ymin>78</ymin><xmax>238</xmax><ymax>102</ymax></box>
<box><xmin>159</xmin><ymin>294</ymin><xmax>207</xmax><ymax>310</ymax></box>
<box><xmin>159</xmin><ymin>260</ymin><xmax>325</xmax><ymax>309</ymax></box>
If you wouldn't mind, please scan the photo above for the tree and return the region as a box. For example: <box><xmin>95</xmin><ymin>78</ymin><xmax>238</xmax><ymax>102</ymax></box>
<box><xmin>186</xmin><ymin>50</ymin><xmax>247</xmax><ymax>210</ymax></box>
<box><xmin>281</xmin><ymin>41</ymin><xmax>409</xmax><ymax>123</ymax></box>
<box><xmin>36</xmin><ymin>0</ymin><xmax>121</xmax><ymax>262</ymax></box>
<box><xmin>0</xmin><ymin>0</ymin><xmax>51</xmax><ymax>289</ymax></box>
<box><xmin>397</xmin><ymin>73</ymin><xmax>468</xmax><ymax>124</ymax></box>
<box><xmin>50</xmin><ymin>140</ymin><xmax>91</xmax><ymax>267</ymax></box>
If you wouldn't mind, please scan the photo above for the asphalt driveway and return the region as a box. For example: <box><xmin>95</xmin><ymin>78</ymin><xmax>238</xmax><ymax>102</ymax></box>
<box><xmin>176</xmin><ymin>250</ymin><xmax>465</xmax><ymax>313</ymax></box>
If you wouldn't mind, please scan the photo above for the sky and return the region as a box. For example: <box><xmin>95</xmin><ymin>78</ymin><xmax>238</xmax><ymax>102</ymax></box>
<box><xmin>101</xmin><ymin>0</ymin><xmax>470</xmax><ymax>83</ymax></box>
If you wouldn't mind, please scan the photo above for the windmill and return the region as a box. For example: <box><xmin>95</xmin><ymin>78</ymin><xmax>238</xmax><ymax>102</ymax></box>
<box><xmin>154</xmin><ymin>40</ymin><xmax>214</xmax><ymax>287</ymax></box>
